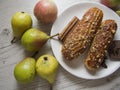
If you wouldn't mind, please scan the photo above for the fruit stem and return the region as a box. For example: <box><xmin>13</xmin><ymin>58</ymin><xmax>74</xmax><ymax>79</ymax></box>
<box><xmin>50</xmin><ymin>84</ymin><xmax>53</xmax><ymax>90</ymax></box>
<box><xmin>21</xmin><ymin>11</ymin><xmax>25</xmax><ymax>13</ymax></box>
<box><xmin>11</xmin><ymin>37</ymin><xmax>18</xmax><ymax>44</ymax></box>
<box><xmin>31</xmin><ymin>51</ymin><xmax>39</xmax><ymax>58</ymax></box>
<box><xmin>49</xmin><ymin>33</ymin><xmax>59</xmax><ymax>39</ymax></box>
<box><xmin>44</xmin><ymin>57</ymin><xmax>48</xmax><ymax>60</ymax></box>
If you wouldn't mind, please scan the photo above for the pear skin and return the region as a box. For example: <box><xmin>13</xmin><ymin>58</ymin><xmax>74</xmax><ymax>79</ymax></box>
<box><xmin>11</xmin><ymin>12</ymin><xmax>32</xmax><ymax>38</ymax></box>
<box><xmin>116</xmin><ymin>10</ymin><xmax>120</xmax><ymax>16</ymax></box>
<box><xmin>36</xmin><ymin>54</ymin><xmax>59</xmax><ymax>84</ymax></box>
<box><xmin>14</xmin><ymin>57</ymin><xmax>36</xmax><ymax>84</ymax></box>
<box><xmin>21</xmin><ymin>28</ymin><xmax>49</xmax><ymax>51</ymax></box>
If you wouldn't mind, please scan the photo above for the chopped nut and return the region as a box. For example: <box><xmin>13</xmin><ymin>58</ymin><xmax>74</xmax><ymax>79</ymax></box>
<box><xmin>98</xmin><ymin>59</ymin><xmax>101</xmax><ymax>62</ymax></box>
<box><xmin>111</xmin><ymin>29</ymin><xmax>116</xmax><ymax>34</ymax></box>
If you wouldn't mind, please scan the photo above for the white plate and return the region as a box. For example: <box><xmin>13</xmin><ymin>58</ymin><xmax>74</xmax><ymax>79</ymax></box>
<box><xmin>50</xmin><ymin>2</ymin><xmax>120</xmax><ymax>79</ymax></box>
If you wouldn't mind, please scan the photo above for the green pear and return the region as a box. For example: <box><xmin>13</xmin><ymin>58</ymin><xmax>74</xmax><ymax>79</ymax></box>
<box><xmin>110</xmin><ymin>0</ymin><xmax>120</xmax><ymax>6</ymax></box>
<box><xmin>116</xmin><ymin>10</ymin><xmax>120</xmax><ymax>16</ymax></box>
<box><xmin>11</xmin><ymin>12</ymin><xmax>32</xmax><ymax>41</ymax></box>
<box><xmin>14</xmin><ymin>57</ymin><xmax>36</xmax><ymax>84</ymax></box>
<box><xmin>36</xmin><ymin>54</ymin><xmax>59</xmax><ymax>84</ymax></box>
<box><xmin>21</xmin><ymin>28</ymin><xmax>49</xmax><ymax>51</ymax></box>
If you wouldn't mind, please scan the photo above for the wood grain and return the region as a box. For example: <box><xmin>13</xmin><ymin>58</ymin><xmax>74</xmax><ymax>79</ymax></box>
<box><xmin>0</xmin><ymin>0</ymin><xmax>120</xmax><ymax>90</ymax></box>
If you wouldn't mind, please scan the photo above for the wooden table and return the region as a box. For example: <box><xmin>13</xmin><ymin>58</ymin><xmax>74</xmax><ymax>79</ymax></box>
<box><xmin>0</xmin><ymin>0</ymin><xmax>120</xmax><ymax>90</ymax></box>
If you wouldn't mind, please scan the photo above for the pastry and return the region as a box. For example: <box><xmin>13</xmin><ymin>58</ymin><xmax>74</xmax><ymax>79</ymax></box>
<box><xmin>61</xmin><ymin>7</ymin><xmax>103</xmax><ymax>60</ymax></box>
<box><xmin>85</xmin><ymin>20</ymin><xmax>117</xmax><ymax>70</ymax></box>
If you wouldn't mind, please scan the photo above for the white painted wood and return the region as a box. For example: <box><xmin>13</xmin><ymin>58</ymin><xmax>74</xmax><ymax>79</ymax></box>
<box><xmin>0</xmin><ymin>0</ymin><xmax>120</xmax><ymax>90</ymax></box>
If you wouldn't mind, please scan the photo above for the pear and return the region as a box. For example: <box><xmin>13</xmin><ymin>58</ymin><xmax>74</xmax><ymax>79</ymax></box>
<box><xmin>110</xmin><ymin>0</ymin><xmax>120</xmax><ymax>6</ymax></box>
<box><xmin>14</xmin><ymin>57</ymin><xmax>36</xmax><ymax>84</ymax></box>
<box><xmin>116</xmin><ymin>10</ymin><xmax>120</xmax><ymax>16</ymax></box>
<box><xmin>21</xmin><ymin>28</ymin><xmax>58</xmax><ymax>51</ymax></box>
<box><xmin>21</xmin><ymin>28</ymin><xmax>49</xmax><ymax>51</ymax></box>
<box><xmin>36</xmin><ymin>54</ymin><xmax>59</xmax><ymax>84</ymax></box>
<box><xmin>11</xmin><ymin>11</ymin><xmax>32</xmax><ymax>43</ymax></box>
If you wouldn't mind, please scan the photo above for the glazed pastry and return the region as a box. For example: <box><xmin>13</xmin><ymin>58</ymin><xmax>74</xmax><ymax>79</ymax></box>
<box><xmin>85</xmin><ymin>20</ymin><xmax>117</xmax><ymax>71</ymax></box>
<box><xmin>61</xmin><ymin>7</ymin><xmax>103</xmax><ymax>60</ymax></box>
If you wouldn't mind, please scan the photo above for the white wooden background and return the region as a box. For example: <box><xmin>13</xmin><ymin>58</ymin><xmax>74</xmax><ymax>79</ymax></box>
<box><xmin>0</xmin><ymin>0</ymin><xmax>120</xmax><ymax>90</ymax></box>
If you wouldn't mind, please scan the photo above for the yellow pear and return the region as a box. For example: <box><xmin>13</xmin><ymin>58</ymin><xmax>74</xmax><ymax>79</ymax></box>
<box><xmin>36</xmin><ymin>54</ymin><xmax>59</xmax><ymax>84</ymax></box>
<box><xmin>11</xmin><ymin>11</ymin><xmax>32</xmax><ymax>43</ymax></box>
<box><xmin>21</xmin><ymin>28</ymin><xmax>49</xmax><ymax>51</ymax></box>
<box><xmin>14</xmin><ymin>57</ymin><xmax>36</xmax><ymax>84</ymax></box>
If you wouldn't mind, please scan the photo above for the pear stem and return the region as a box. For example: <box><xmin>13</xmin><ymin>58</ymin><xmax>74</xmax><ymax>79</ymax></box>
<box><xmin>50</xmin><ymin>84</ymin><xmax>53</xmax><ymax>90</ymax></box>
<box><xmin>31</xmin><ymin>51</ymin><xmax>39</xmax><ymax>58</ymax></box>
<box><xmin>49</xmin><ymin>33</ymin><xmax>59</xmax><ymax>39</ymax></box>
<box><xmin>30</xmin><ymin>33</ymin><xmax>59</xmax><ymax>58</ymax></box>
<box><xmin>11</xmin><ymin>37</ymin><xmax>18</xmax><ymax>44</ymax></box>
